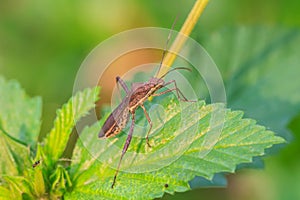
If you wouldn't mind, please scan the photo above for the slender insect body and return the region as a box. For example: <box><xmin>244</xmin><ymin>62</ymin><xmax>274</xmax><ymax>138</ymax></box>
<box><xmin>99</xmin><ymin>77</ymin><xmax>165</xmax><ymax>139</ymax></box>
<box><xmin>32</xmin><ymin>160</ymin><xmax>41</xmax><ymax>168</ymax></box>
<box><xmin>99</xmin><ymin>71</ymin><xmax>193</xmax><ymax>188</ymax></box>
<box><xmin>98</xmin><ymin>99</ymin><xmax>130</xmax><ymax>138</ymax></box>
<box><xmin>98</xmin><ymin>17</ymin><xmax>194</xmax><ymax>188</ymax></box>
<box><xmin>129</xmin><ymin>78</ymin><xmax>165</xmax><ymax>110</ymax></box>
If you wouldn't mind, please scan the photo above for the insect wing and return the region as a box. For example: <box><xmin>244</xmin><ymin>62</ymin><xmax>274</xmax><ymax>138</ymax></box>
<box><xmin>98</xmin><ymin>97</ymin><xmax>130</xmax><ymax>138</ymax></box>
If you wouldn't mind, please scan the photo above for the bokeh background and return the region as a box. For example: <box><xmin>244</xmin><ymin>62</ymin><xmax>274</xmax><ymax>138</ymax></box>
<box><xmin>1</xmin><ymin>0</ymin><xmax>300</xmax><ymax>199</ymax></box>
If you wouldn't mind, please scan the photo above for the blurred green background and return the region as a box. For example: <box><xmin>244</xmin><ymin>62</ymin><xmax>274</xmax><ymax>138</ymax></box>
<box><xmin>1</xmin><ymin>0</ymin><xmax>300</xmax><ymax>199</ymax></box>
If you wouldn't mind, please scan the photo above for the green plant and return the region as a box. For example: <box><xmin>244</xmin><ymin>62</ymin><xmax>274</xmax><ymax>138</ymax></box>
<box><xmin>0</xmin><ymin>74</ymin><xmax>284</xmax><ymax>199</ymax></box>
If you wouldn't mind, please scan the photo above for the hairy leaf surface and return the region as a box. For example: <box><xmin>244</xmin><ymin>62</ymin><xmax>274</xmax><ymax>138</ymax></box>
<box><xmin>67</xmin><ymin>94</ymin><xmax>284</xmax><ymax>199</ymax></box>
<box><xmin>42</xmin><ymin>87</ymin><xmax>100</xmax><ymax>166</ymax></box>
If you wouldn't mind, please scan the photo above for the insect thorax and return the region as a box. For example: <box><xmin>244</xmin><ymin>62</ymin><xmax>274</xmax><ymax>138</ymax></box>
<box><xmin>129</xmin><ymin>81</ymin><xmax>163</xmax><ymax>109</ymax></box>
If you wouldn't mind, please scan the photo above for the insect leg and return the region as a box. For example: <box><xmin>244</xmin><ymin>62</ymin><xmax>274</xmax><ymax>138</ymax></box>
<box><xmin>140</xmin><ymin>104</ymin><xmax>153</xmax><ymax>148</ymax></box>
<box><xmin>151</xmin><ymin>88</ymin><xmax>177</xmax><ymax>97</ymax></box>
<box><xmin>116</xmin><ymin>76</ymin><xmax>130</xmax><ymax>94</ymax></box>
<box><xmin>111</xmin><ymin>112</ymin><xmax>135</xmax><ymax>189</ymax></box>
<box><xmin>153</xmin><ymin>86</ymin><xmax>195</xmax><ymax>103</ymax></box>
<box><xmin>163</xmin><ymin>80</ymin><xmax>195</xmax><ymax>102</ymax></box>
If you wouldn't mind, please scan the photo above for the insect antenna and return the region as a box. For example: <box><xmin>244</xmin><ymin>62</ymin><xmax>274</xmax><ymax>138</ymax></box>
<box><xmin>155</xmin><ymin>15</ymin><xmax>179</xmax><ymax>78</ymax></box>
<box><xmin>159</xmin><ymin>67</ymin><xmax>191</xmax><ymax>79</ymax></box>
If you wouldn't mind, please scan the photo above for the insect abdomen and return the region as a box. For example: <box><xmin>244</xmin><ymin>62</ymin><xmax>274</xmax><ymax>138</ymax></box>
<box><xmin>98</xmin><ymin>104</ymin><xmax>130</xmax><ymax>138</ymax></box>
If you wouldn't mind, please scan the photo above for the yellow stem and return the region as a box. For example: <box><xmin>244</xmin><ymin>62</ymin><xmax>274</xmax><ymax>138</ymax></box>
<box><xmin>157</xmin><ymin>0</ymin><xmax>210</xmax><ymax>77</ymax></box>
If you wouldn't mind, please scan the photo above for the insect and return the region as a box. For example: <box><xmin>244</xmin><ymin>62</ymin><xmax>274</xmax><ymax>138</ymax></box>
<box><xmin>98</xmin><ymin>18</ymin><xmax>195</xmax><ymax>188</ymax></box>
<box><xmin>32</xmin><ymin>160</ymin><xmax>41</xmax><ymax>168</ymax></box>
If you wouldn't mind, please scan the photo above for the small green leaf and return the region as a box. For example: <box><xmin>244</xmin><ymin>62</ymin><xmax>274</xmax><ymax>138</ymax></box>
<box><xmin>1</xmin><ymin>175</ymin><xmax>34</xmax><ymax>200</ymax></box>
<box><xmin>49</xmin><ymin>165</ymin><xmax>72</xmax><ymax>198</ymax></box>
<box><xmin>0</xmin><ymin>186</ymin><xmax>12</xmax><ymax>200</ymax></box>
<box><xmin>32</xmin><ymin>168</ymin><xmax>45</xmax><ymax>197</ymax></box>
<box><xmin>42</xmin><ymin>87</ymin><xmax>100</xmax><ymax>166</ymax></box>
<box><xmin>0</xmin><ymin>76</ymin><xmax>42</xmax><ymax>146</ymax></box>
<box><xmin>67</xmin><ymin>95</ymin><xmax>284</xmax><ymax>199</ymax></box>
<box><xmin>0</xmin><ymin>127</ymin><xmax>31</xmax><ymax>176</ymax></box>
<box><xmin>0</xmin><ymin>77</ymin><xmax>42</xmax><ymax>198</ymax></box>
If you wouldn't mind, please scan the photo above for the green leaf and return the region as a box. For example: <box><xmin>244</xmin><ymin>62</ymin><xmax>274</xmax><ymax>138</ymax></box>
<box><xmin>0</xmin><ymin>77</ymin><xmax>40</xmax><ymax>197</ymax></box>
<box><xmin>42</xmin><ymin>87</ymin><xmax>100</xmax><ymax>166</ymax></box>
<box><xmin>201</xmin><ymin>27</ymin><xmax>300</xmax><ymax>138</ymax></box>
<box><xmin>1</xmin><ymin>175</ymin><xmax>34</xmax><ymax>200</ymax></box>
<box><xmin>180</xmin><ymin>26</ymin><xmax>300</xmax><ymax>190</ymax></box>
<box><xmin>0</xmin><ymin>186</ymin><xmax>12</xmax><ymax>200</ymax></box>
<box><xmin>0</xmin><ymin>76</ymin><xmax>42</xmax><ymax>146</ymax></box>
<box><xmin>0</xmin><ymin>126</ymin><xmax>31</xmax><ymax>176</ymax></box>
<box><xmin>49</xmin><ymin>165</ymin><xmax>72</xmax><ymax>198</ymax></box>
<box><xmin>66</xmin><ymin>95</ymin><xmax>284</xmax><ymax>200</ymax></box>
<box><xmin>32</xmin><ymin>167</ymin><xmax>45</xmax><ymax>197</ymax></box>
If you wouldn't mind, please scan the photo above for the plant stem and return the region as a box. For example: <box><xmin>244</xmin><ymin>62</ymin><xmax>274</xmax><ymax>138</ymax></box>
<box><xmin>157</xmin><ymin>0</ymin><xmax>210</xmax><ymax>77</ymax></box>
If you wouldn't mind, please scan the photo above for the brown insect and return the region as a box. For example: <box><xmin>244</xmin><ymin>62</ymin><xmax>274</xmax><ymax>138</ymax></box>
<box><xmin>32</xmin><ymin>160</ymin><xmax>41</xmax><ymax>168</ymax></box>
<box><xmin>98</xmin><ymin>19</ymin><xmax>194</xmax><ymax>188</ymax></box>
